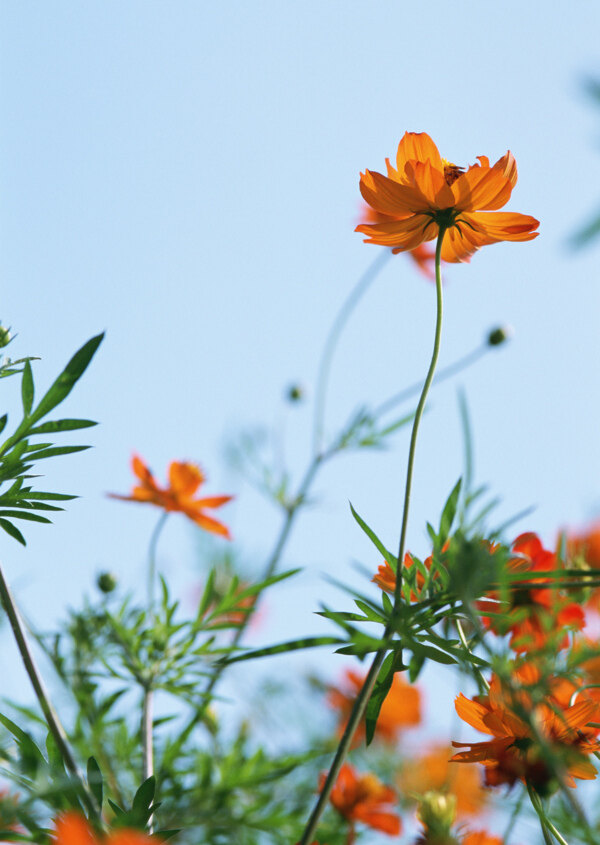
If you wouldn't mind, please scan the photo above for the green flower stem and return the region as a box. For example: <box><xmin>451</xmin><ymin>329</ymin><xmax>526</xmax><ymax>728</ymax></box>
<box><xmin>147</xmin><ymin>511</ymin><xmax>169</xmax><ymax>617</ymax></box>
<box><xmin>455</xmin><ymin>618</ymin><xmax>490</xmax><ymax>693</ymax></box>
<box><xmin>393</xmin><ymin>225</ymin><xmax>446</xmax><ymax>610</ymax></box>
<box><xmin>527</xmin><ymin>782</ymin><xmax>569</xmax><ymax>845</ymax></box>
<box><xmin>0</xmin><ymin>561</ymin><xmax>102</xmax><ymax>824</ymax></box>
<box><xmin>299</xmin><ymin>228</ymin><xmax>448</xmax><ymax>845</ymax></box>
<box><xmin>142</xmin><ymin>684</ymin><xmax>155</xmax><ymax>831</ymax></box>
<box><xmin>313</xmin><ymin>248</ymin><xmax>393</xmax><ymax>457</ymax></box>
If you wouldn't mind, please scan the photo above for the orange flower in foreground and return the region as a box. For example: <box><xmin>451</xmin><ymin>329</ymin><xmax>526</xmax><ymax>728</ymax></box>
<box><xmin>356</xmin><ymin>131</ymin><xmax>539</xmax><ymax>262</ymax></box>
<box><xmin>328</xmin><ymin>668</ymin><xmax>420</xmax><ymax>745</ymax></box>
<box><xmin>109</xmin><ymin>454</ymin><xmax>232</xmax><ymax>537</ymax></box>
<box><xmin>462</xmin><ymin>833</ymin><xmax>503</xmax><ymax>845</ymax></box>
<box><xmin>52</xmin><ymin>813</ymin><xmax>158</xmax><ymax>845</ymax></box>
<box><xmin>398</xmin><ymin>744</ymin><xmax>488</xmax><ymax>817</ymax></box>
<box><xmin>451</xmin><ymin>670</ymin><xmax>599</xmax><ymax>793</ymax></box>
<box><xmin>323</xmin><ymin>764</ymin><xmax>401</xmax><ymax>837</ymax></box>
<box><xmin>477</xmin><ymin>533</ymin><xmax>585</xmax><ymax>653</ymax></box>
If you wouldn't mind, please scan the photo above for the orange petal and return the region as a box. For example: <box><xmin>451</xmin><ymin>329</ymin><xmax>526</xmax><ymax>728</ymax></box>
<box><xmin>353</xmin><ymin>808</ymin><xmax>402</xmax><ymax>835</ymax></box>
<box><xmin>455</xmin><ymin>694</ymin><xmax>496</xmax><ymax>735</ymax></box>
<box><xmin>404</xmin><ymin>160</ymin><xmax>455</xmax><ymax>209</ymax></box>
<box><xmin>356</xmin><ymin>215</ymin><xmax>435</xmax><ymax>251</ymax></box>
<box><xmin>53</xmin><ymin>814</ymin><xmax>96</xmax><ymax>845</ymax></box>
<box><xmin>132</xmin><ymin>454</ymin><xmax>155</xmax><ymax>487</ymax></box>
<box><xmin>452</xmin><ymin>152</ymin><xmax>518</xmax><ymax>212</ymax></box>
<box><xmin>195</xmin><ymin>495</ymin><xmax>234</xmax><ymax>509</ymax></box>
<box><xmin>186</xmin><ymin>508</ymin><xmax>231</xmax><ymax>538</ymax></box>
<box><xmin>462</xmin><ymin>211</ymin><xmax>540</xmax><ymax>243</ymax></box>
<box><xmin>168</xmin><ymin>461</ymin><xmax>204</xmax><ymax>496</ymax></box>
<box><xmin>359</xmin><ymin>169</ymin><xmax>432</xmax><ymax>215</ymax></box>
<box><xmin>396</xmin><ymin>131</ymin><xmax>443</xmax><ymax>175</ymax></box>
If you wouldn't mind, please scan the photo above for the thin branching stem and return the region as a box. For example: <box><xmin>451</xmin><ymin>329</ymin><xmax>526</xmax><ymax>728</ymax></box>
<box><xmin>0</xmin><ymin>561</ymin><xmax>102</xmax><ymax>824</ymax></box>
<box><xmin>299</xmin><ymin>228</ymin><xmax>448</xmax><ymax>845</ymax></box>
<box><xmin>313</xmin><ymin>248</ymin><xmax>393</xmax><ymax>456</ymax></box>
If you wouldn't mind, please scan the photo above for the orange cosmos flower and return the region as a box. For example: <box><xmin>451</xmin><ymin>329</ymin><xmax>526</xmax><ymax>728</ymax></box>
<box><xmin>451</xmin><ymin>670</ymin><xmax>599</xmax><ymax>793</ymax></box>
<box><xmin>328</xmin><ymin>668</ymin><xmax>420</xmax><ymax>745</ymax></box>
<box><xmin>565</xmin><ymin>522</ymin><xmax>600</xmax><ymax>609</ymax></box>
<box><xmin>356</xmin><ymin>132</ymin><xmax>539</xmax><ymax>262</ymax></box>
<box><xmin>323</xmin><ymin>764</ymin><xmax>401</xmax><ymax>837</ymax></box>
<box><xmin>109</xmin><ymin>454</ymin><xmax>232</xmax><ymax>537</ymax></box>
<box><xmin>359</xmin><ymin>201</ymin><xmax>439</xmax><ymax>279</ymax></box>
<box><xmin>477</xmin><ymin>533</ymin><xmax>585</xmax><ymax>653</ymax></box>
<box><xmin>398</xmin><ymin>744</ymin><xmax>488</xmax><ymax>817</ymax></box>
<box><xmin>52</xmin><ymin>813</ymin><xmax>158</xmax><ymax>845</ymax></box>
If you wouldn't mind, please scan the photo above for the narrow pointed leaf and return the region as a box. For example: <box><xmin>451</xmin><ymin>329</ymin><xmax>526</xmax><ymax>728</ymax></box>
<box><xmin>349</xmin><ymin>503</ymin><xmax>397</xmax><ymax>566</ymax></box>
<box><xmin>0</xmin><ymin>519</ymin><xmax>26</xmax><ymax>545</ymax></box>
<box><xmin>21</xmin><ymin>361</ymin><xmax>34</xmax><ymax>417</ymax></box>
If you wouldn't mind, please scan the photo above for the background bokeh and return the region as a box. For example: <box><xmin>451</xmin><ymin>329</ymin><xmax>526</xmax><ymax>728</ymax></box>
<box><xmin>1</xmin><ymin>1</ymin><xmax>600</xmax><ymax>804</ymax></box>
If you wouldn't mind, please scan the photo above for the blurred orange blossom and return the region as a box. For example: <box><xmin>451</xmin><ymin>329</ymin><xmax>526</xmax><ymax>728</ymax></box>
<box><xmin>451</xmin><ymin>670</ymin><xmax>599</xmax><ymax>792</ymax></box>
<box><xmin>109</xmin><ymin>454</ymin><xmax>232</xmax><ymax>537</ymax></box>
<box><xmin>398</xmin><ymin>744</ymin><xmax>488</xmax><ymax>817</ymax></box>
<box><xmin>356</xmin><ymin>131</ymin><xmax>539</xmax><ymax>262</ymax></box>
<box><xmin>328</xmin><ymin>667</ymin><xmax>420</xmax><ymax>745</ymax></box>
<box><xmin>52</xmin><ymin>813</ymin><xmax>158</xmax><ymax>845</ymax></box>
<box><xmin>322</xmin><ymin>763</ymin><xmax>401</xmax><ymax>836</ymax></box>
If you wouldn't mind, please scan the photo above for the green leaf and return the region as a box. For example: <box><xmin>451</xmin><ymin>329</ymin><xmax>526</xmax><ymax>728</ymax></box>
<box><xmin>87</xmin><ymin>757</ymin><xmax>103</xmax><ymax>809</ymax></box>
<box><xmin>349</xmin><ymin>503</ymin><xmax>397</xmax><ymax>566</ymax></box>
<box><xmin>28</xmin><ymin>419</ymin><xmax>97</xmax><ymax>435</ymax></box>
<box><xmin>30</xmin><ymin>333</ymin><xmax>104</xmax><ymax>424</ymax></box>
<box><xmin>0</xmin><ymin>519</ymin><xmax>26</xmax><ymax>545</ymax></box>
<box><xmin>21</xmin><ymin>361</ymin><xmax>34</xmax><ymax>417</ymax></box>
<box><xmin>21</xmin><ymin>445</ymin><xmax>90</xmax><ymax>461</ymax></box>
<box><xmin>0</xmin><ymin>415</ymin><xmax>7</xmax><ymax>436</ymax></box>
<box><xmin>132</xmin><ymin>776</ymin><xmax>155</xmax><ymax>814</ymax></box>
<box><xmin>365</xmin><ymin>653</ymin><xmax>395</xmax><ymax>746</ymax></box>
<box><xmin>107</xmin><ymin>799</ymin><xmax>125</xmax><ymax>817</ymax></box>
<box><xmin>0</xmin><ymin>511</ymin><xmax>51</xmax><ymax>523</ymax></box>
<box><xmin>224</xmin><ymin>636</ymin><xmax>343</xmax><ymax>664</ymax></box>
<box><xmin>439</xmin><ymin>478</ymin><xmax>462</xmax><ymax>544</ymax></box>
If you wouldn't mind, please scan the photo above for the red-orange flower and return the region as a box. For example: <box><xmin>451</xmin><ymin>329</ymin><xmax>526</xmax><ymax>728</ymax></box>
<box><xmin>328</xmin><ymin>668</ymin><xmax>420</xmax><ymax>745</ymax></box>
<box><xmin>462</xmin><ymin>833</ymin><xmax>503</xmax><ymax>845</ymax></box>
<box><xmin>477</xmin><ymin>533</ymin><xmax>585</xmax><ymax>653</ymax></box>
<box><xmin>323</xmin><ymin>764</ymin><xmax>401</xmax><ymax>836</ymax></box>
<box><xmin>398</xmin><ymin>744</ymin><xmax>488</xmax><ymax>817</ymax></box>
<box><xmin>451</xmin><ymin>670</ymin><xmax>599</xmax><ymax>793</ymax></box>
<box><xmin>109</xmin><ymin>454</ymin><xmax>232</xmax><ymax>537</ymax></box>
<box><xmin>356</xmin><ymin>132</ymin><xmax>539</xmax><ymax>263</ymax></box>
<box><xmin>52</xmin><ymin>813</ymin><xmax>158</xmax><ymax>845</ymax></box>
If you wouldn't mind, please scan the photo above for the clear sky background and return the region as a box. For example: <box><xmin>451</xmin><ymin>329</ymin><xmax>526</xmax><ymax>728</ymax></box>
<box><xmin>1</xmin><ymin>2</ymin><xmax>600</xmax><ymax>833</ymax></box>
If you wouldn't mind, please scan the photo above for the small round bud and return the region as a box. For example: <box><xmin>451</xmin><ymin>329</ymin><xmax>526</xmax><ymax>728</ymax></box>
<box><xmin>286</xmin><ymin>382</ymin><xmax>306</xmax><ymax>403</ymax></box>
<box><xmin>417</xmin><ymin>792</ymin><xmax>457</xmax><ymax>838</ymax></box>
<box><xmin>96</xmin><ymin>572</ymin><xmax>117</xmax><ymax>593</ymax></box>
<box><xmin>0</xmin><ymin>327</ymin><xmax>12</xmax><ymax>349</ymax></box>
<box><xmin>487</xmin><ymin>325</ymin><xmax>513</xmax><ymax>347</ymax></box>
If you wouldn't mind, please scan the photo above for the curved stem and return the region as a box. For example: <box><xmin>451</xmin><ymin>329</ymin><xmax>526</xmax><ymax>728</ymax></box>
<box><xmin>373</xmin><ymin>343</ymin><xmax>487</xmax><ymax>419</ymax></box>
<box><xmin>527</xmin><ymin>782</ymin><xmax>569</xmax><ymax>845</ymax></box>
<box><xmin>0</xmin><ymin>562</ymin><xmax>102</xmax><ymax>824</ymax></box>
<box><xmin>313</xmin><ymin>249</ymin><xmax>392</xmax><ymax>456</ymax></box>
<box><xmin>393</xmin><ymin>226</ymin><xmax>446</xmax><ymax>608</ymax></box>
<box><xmin>299</xmin><ymin>229</ymin><xmax>447</xmax><ymax>845</ymax></box>
<box><xmin>147</xmin><ymin>512</ymin><xmax>168</xmax><ymax>617</ymax></box>
<box><xmin>455</xmin><ymin>618</ymin><xmax>489</xmax><ymax>693</ymax></box>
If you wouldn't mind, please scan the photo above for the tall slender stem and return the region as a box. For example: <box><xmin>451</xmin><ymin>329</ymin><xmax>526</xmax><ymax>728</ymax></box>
<box><xmin>0</xmin><ymin>561</ymin><xmax>101</xmax><ymax>823</ymax></box>
<box><xmin>147</xmin><ymin>512</ymin><xmax>168</xmax><ymax>617</ymax></box>
<box><xmin>299</xmin><ymin>229</ymin><xmax>447</xmax><ymax>845</ymax></box>
<box><xmin>142</xmin><ymin>685</ymin><xmax>155</xmax><ymax>831</ymax></box>
<box><xmin>393</xmin><ymin>226</ymin><xmax>446</xmax><ymax>608</ymax></box>
<box><xmin>313</xmin><ymin>249</ymin><xmax>392</xmax><ymax>456</ymax></box>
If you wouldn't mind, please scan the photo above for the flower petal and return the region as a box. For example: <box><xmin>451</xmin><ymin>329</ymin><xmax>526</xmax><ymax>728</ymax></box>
<box><xmin>462</xmin><ymin>211</ymin><xmax>540</xmax><ymax>243</ymax></box>
<box><xmin>359</xmin><ymin>169</ymin><xmax>432</xmax><ymax>215</ymax></box>
<box><xmin>452</xmin><ymin>152</ymin><xmax>518</xmax><ymax>212</ymax></box>
<box><xmin>396</xmin><ymin>131</ymin><xmax>443</xmax><ymax>175</ymax></box>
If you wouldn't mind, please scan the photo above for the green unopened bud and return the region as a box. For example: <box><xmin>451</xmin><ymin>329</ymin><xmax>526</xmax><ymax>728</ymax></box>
<box><xmin>487</xmin><ymin>325</ymin><xmax>513</xmax><ymax>347</ymax></box>
<box><xmin>0</xmin><ymin>326</ymin><xmax>12</xmax><ymax>349</ymax></box>
<box><xmin>417</xmin><ymin>792</ymin><xmax>457</xmax><ymax>839</ymax></box>
<box><xmin>96</xmin><ymin>572</ymin><xmax>117</xmax><ymax>593</ymax></box>
<box><xmin>286</xmin><ymin>382</ymin><xmax>306</xmax><ymax>403</ymax></box>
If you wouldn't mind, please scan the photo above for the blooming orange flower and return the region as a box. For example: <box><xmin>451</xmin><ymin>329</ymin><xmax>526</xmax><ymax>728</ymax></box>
<box><xmin>398</xmin><ymin>744</ymin><xmax>488</xmax><ymax>817</ymax></box>
<box><xmin>356</xmin><ymin>132</ymin><xmax>539</xmax><ymax>262</ymax></box>
<box><xmin>52</xmin><ymin>813</ymin><xmax>158</xmax><ymax>845</ymax></box>
<box><xmin>451</xmin><ymin>670</ymin><xmax>599</xmax><ymax>793</ymax></box>
<box><xmin>109</xmin><ymin>454</ymin><xmax>232</xmax><ymax>537</ymax></box>
<box><xmin>323</xmin><ymin>764</ymin><xmax>401</xmax><ymax>837</ymax></box>
<box><xmin>328</xmin><ymin>668</ymin><xmax>420</xmax><ymax>745</ymax></box>
<box><xmin>477</xmin><ymin>533</ymin><xmax>585</xmax><ymax>653</ymax></box>
<box><xmin>359</xmin><ymin>201</ymin><xmax>439</xmax><ymax>279</ymax></box>
<box><xmin>565</xmin><ymin>522</ymin><xmax>600</xmax><ymax>609</ymax></box>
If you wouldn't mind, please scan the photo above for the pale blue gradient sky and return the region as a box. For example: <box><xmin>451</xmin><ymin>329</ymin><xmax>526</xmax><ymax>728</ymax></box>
<box><xmin>2</xmin><ymin>3</ymin><xmax>600</xmax><ymax>807</ymax></box>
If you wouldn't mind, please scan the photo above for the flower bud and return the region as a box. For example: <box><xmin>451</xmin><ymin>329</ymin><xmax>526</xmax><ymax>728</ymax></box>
<box><xmin>417</xmin><ymin>792</ymin><xmax>457</xmax><ymax>840</ymax></box>
<box><xmin>96</xmin><ymin>572</ymin><xmax>117</xmax><ymax>593</ymax></box>
<box><xmin>0</xmin><ymin>326</ymin><xmax>12</xmax><ymax>348</ymax></box>
<box><xmin>286</xmin><ymin>382</ymin><xmax>306</xmax><ymax>403</ymax></box>
<box><xmin>487</xmin><ymin>325</ymin><xmax>513</xmax><ymax>347</ymax></box>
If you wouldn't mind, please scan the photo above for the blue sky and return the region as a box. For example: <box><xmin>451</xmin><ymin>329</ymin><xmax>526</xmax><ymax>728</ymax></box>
<box><xmin>2</xmin><ymin>2</ymin><xmax>600</xmax><ymax>788</ymax></box>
